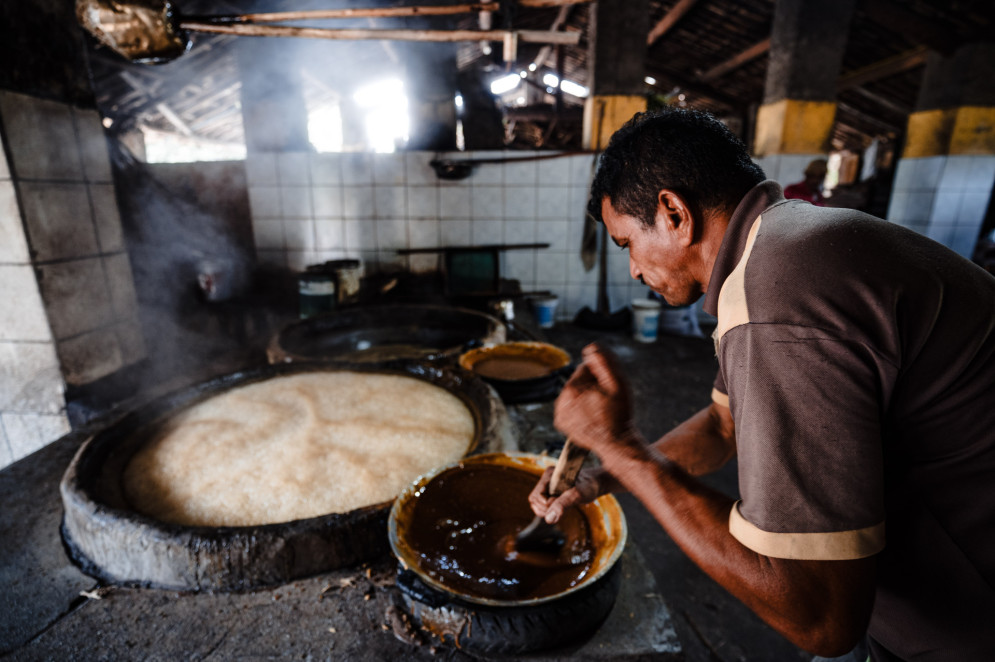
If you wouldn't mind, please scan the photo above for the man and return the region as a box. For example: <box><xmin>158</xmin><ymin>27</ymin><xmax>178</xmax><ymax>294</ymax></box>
<box><xmin>530</xmin><ymin>108</ymin><xmax>995</xmax><ymax>661</ymax></box>
<box><xmin>784</xmin><ymin>158</ymin><xmax>828</xmax><ymax>205</ymax></box>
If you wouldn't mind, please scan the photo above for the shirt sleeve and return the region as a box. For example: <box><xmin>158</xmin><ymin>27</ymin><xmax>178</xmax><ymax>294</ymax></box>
<box><xmin>719</xmin><ymin>322</ymin><xmax>887</xmax><ymax>560</ymax></box>
<box><xmin>712</xmin><ymin>371</ymin><xmax>729</xmax><ymax>409</ymax></box>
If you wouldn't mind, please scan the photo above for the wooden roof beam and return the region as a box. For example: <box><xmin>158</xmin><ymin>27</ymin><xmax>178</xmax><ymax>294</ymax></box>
<box><xmin>195</xmin><ymin>3</ymin><xmax>501</xmax><ymax>23</ymax></box>
<box><xmin>698</xmin><ymin>37</ymin><xmax>771</xmax><ymax>82</ymax></box>
<box><xmin>861</xmin><ymin>0</ymin><xmax>960</xmax><ymax>55</ymax></box>
<box><xmin>153</xmin><ymin>103</ymin><xmax>195</xmax><ymax>136</ymax></box>
<box><xmin>836</xmin><ymin>100</ymin><xmax>903</xmax><ymax>134</ymax></box>
<box><xmin>837</xmin><ymin>46</ymin><xmax>928</xmax><ymax>91</ymax></box>
<box><xmin>647</xmin><ymin>0</ymin><xmax>700</xmax><ymax>47</ymax></box>
<box><xmin>644</xmin><ymin>66</ymin><xmax>742</xmax><ymax>109</ymax></box>
<box><xmin>846</xmin><ymin>86</ymin><xmax>911</xmax><ymax>119</ymax></box>
<box><xmin>182</xmin><ymin>23</ymin><xmax>581</xmax><ymax>45</ymax></box>
<box><xmin>530</xmin><ymin>4</ymin><xmax>574</xmax><ymax>71</ymax></box>
<box><xmin>518</xmin><ymin>0</ymin><xmax>590</xmax><ymax>7</ymax></box>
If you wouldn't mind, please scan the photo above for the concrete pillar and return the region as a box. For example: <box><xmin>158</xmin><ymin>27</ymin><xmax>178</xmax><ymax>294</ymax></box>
<box><xmin>753</xmin><ymin>0</ymin><xmax>856</xmax><ymax>186</ymax></box>
<box><xmin>887</xmin><ymin>43</ymin><xmax>995</xmax><ymax>256</ymax></box>
<box><xmin>582</xmin><ymin>0</ymin><xmax>650</xmax><ymax>150</ymax></box>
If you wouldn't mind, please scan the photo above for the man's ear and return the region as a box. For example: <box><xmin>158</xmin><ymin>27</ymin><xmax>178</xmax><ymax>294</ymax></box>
<box><xmin>655</xmin><ymin>189</ymin><xmax>695</xmax><ymax>246</ymax></box>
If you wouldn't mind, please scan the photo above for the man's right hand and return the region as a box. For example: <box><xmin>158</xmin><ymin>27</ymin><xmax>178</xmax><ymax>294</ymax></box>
<box><xmin>527</xmin><ymin>465</ymin><xmax>618</xmax><ymax>524</ymax></box>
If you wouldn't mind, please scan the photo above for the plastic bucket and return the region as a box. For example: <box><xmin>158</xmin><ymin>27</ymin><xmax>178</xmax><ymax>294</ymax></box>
<box><xmin>531</xmin><ymin>296</ymin><xmax>559</xmax><ymax>329</ymax></box>
<box><xmin>631</xmin><ymin>299</ymin><xmax>662</xmax><ymax>343</ymax></box>
<box><xmin>298</xmin><ymin>272</ymin><xmax>336</xmax><ymax>318</ymax></box>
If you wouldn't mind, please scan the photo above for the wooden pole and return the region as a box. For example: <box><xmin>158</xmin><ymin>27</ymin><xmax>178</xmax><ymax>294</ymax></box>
<box><xmin>518</xmin><ymin>0</ymin><xmax>590</xmax><ymax>7</ymax></box>
<box><xmin>179</xmin><ymin>23</ymin><xmax>582</xmax><ymax>45</ymax></box>
<box><xmin>196</xmin><ymin>3</ymin><xmax>500</xmax><ymax>24</ymax></box>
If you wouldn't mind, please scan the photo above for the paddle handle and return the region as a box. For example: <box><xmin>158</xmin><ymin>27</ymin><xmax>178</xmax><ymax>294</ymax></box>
<box><xmin>548</xmin><ymin>439</ymin><xmax>589</xmax><ymax>497</ymax></box>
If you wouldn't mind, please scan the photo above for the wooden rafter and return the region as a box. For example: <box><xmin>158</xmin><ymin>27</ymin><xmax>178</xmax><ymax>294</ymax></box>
<box><xmin>181</xmin><ymin>23</ymin><xmax>581</xmax><ymax>45</ymax></box>
<box><xmin>847</xmin><ymin>86</ymin><xmax>911</xmax><ymax>119</ymax></box>
<box><xmin>154</xmin><ymin>102</ymin><xmax>195</xmax><ymax>136</ymax></box>
<box><xmin>837</xmin><ymin>46</ymin><xmax>928</xmax><ymax>92</ymax></box>
<box><xmin>698</xmin><ymin>37</ymin><xmax>770</xmax><ymax>82</ymax></box>
<box><xmin>531</xmin><ymin>4</ymin><xmax>574</xmax><ymax>70</ymax></box>
<box><xmin>861</xmin><ymin>0</ymin><xmax>960</xmax><ymax>55</ymax></box>
<box><xmin>194</xmin><ymin>3</ymin><xmax>501</xmax><ymax>23</ymax></box>
<box><xmin>645</xmin><ymin>65</ymin><xmax>742</xmax><ymax>109</ymax></box>
<box><xmin>646</xmin><ymin>0</ymin><xmax>700</xmax><ymax>47</ymax></box>
<box><xmin>518</xmin><ymin>0</ymin><xmax>590</xmax><ymax>7</ymax></box>
<box><xmin>837</xmin><ymin>100</ymin><xmax>903</xmax><ymax>134</ymax></box>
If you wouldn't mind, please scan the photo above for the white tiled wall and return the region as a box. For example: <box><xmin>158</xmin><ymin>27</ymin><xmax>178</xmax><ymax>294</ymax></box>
<box><xmin>0</xmin><ymin>91</ymin><xmax>145</xmax><ymax>469</ymax></box>
<box><xmin>245</xmin><ymin>150</ymin><xmax>653</xmax><ymax>321</ymax></box>
<box><xmin>0</xmin><ymin>110</ymin><xmax>67</xmax><ymax>468</ymax></box>
<box><xmin>753</xmin><ymin>153</ymin><xmax>824</xmax><ymax>188</ymax></box>
<box><xmin>887</xmin><ymin>155</ymin><xmax>995</xmax><ymax>257</ymax></box>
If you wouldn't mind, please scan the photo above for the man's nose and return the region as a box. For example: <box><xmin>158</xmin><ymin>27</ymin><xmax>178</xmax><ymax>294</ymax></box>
<box><xmin>629</xmin><ymin>258</ymin><xmax>640</xmax><ymax>281</ymax></box>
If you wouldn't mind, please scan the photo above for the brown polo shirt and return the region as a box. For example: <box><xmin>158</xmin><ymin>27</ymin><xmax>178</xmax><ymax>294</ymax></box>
<box><xmin>703</xmin><ymin>181</ymin><xmax>995</xmax><ymax>660</ymax></box>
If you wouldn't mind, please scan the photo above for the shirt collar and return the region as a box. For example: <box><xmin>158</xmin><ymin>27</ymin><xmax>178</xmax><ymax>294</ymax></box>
<box><xmin>702</xmin><ymin>180</ymin><xmax>786</xmax><ymax>317</ymax></box>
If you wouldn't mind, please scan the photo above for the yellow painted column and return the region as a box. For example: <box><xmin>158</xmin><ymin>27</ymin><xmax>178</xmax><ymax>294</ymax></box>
<box><xmin>903</xmin><ymin>106</ymin><xmax>995</xmax><ymax>158</ymax></box>
<box><xmin>582</xmin><ymin>95</ymin><xmax>648</xmax><ymax>151</ymax></box>
<box><xmin>753</xmin><ymin>99</ymin><xmax>838</xmax><ymax>157</ymax></box>
<box><xmin>888</xmin><ymin>43</ymin><xmax>995</xmax><ymax>256</ymax></box>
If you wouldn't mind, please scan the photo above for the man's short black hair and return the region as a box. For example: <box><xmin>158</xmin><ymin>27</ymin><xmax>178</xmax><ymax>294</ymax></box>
<box><xmin>588</xmin><ymin>108</ymin><xmax>766</xmax><ymax>226</ymax></box>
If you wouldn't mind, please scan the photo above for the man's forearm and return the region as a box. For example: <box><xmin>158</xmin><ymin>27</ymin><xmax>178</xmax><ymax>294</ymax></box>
<box><xmin>651</xmin><ymin>403</ymin><xmax>736</xmax><ymax>476</ymax></box>
<box><xmin>599</xmin><ymin>441</ymin><xmax>874</xmax><ymax>657</ymax></box>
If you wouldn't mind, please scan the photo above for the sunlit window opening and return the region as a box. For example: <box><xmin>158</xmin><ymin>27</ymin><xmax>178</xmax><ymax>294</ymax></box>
<box><xmin>560</xmin><ymin>79</ymin><xmax>589</xmax><ymax>98</ymax></box>
<box><xmin>490</xmin><ymin>73</ymin><xmax>521</xmax><ymax>95</ymax></box>
<box><xmin>538</xmin><ymin>73</ymin><xmax>589</xmax><ymax>99</ymax></box>
<box><xmin>353</xmin><ymin>78</ymin><xmax>409</xmax><ymax>153</ymax></box>
<box><xmin>143</xmin><ymin>128</ymin><xmax>246</xmax><ymax>163</ymax></box>
<box><xmin>307</xmin><ymin>103</ymin><xmax>344</xmax><ymax>153</ymax></box>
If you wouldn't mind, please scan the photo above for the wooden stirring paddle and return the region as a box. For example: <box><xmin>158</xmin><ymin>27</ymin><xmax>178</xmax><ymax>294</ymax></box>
<box><xmin>514</xmin><ymin>440</ymin><xmax>590</xmax><ymax>553</ymax></box>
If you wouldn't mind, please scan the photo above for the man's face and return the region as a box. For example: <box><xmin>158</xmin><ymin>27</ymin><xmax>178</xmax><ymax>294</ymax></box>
<box><xmin>601</xmin><ymin>197</ymin><xmax>702</xmax><ymax>307</ymax></box>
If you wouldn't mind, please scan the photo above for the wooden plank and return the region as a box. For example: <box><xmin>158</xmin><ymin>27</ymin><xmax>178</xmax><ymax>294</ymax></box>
<box><xmin>518</xmin><ymin>0</ymin><xmax>590</xmax><ymax>7</ymax></box>
<box><xmin>179</xmin><ymin>23</ymin><xmax>581</xmax><ymax>45</ymax></box>
<box><xmin>861</xmin><ymin>0</ymin><xmax>959</xmax><ymax>55</ymax></box>
<box><xmin>530</xmin><ymin>5</ymin><xmax>573</xmax><ymax>71</ymax></box>
<box><xmin>846</xmin><ymin>86</ymin><xmax>911</xmax><ymax>119</ymax></box>
<box><xmin>836</xmin><ymin>46</ymin><xmax>928</xmax><ymax>91</ymax></box>
<box><xmin>698</xmin><ymin>37</ymin><xmax>770</xmax><ymax>82</ymax></box>
<box><xmin>645</xmin><ymin>66</ymin><xmax>741</xmax><ymax>109</ymax></box>
<box><xmin>646</xmin><ymin>0</ymin><xmax>700</xmax><ymax>47</ymax></box>
<box><xmin>200</xmin><ymin>3</ymin><xmax>500</xmax><ymax>23</ymax></box>
<box><xmin>154</xmin><ymin>102</ymin><xmax>194</xmax><ymax>136</ymax></box>
<box><xmin>837</xmin><ymin>100</ymin><xmax>903</xmax><ymax>134</ymax></box>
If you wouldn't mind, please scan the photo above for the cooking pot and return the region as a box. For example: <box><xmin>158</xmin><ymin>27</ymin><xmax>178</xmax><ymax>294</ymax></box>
<box><xmin>60</xmin><ymin>361</ymin><xmax>513</xmax><ymax>592</ymax></box>
<box><xmin>388</xmin><ymin>452</ymin><xmax>627</xmax><ymax>654</ymax></box>
<box><xmin>458</xmin><ymin>341</ymin><xmax>573</xmax><ymax>403</ymax></box>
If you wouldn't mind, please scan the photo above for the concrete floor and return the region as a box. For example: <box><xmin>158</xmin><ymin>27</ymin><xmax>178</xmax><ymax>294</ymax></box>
<box><xmin>0</xmin><ymin>318</ymin><xmax>810</xmax><ymax>661</ymax></box>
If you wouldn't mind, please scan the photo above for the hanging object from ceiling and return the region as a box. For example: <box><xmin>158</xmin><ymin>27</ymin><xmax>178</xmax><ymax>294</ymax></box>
<box><xmin>76</xmin><ymin>0</ymin><xmax>581</xmax><ymax>64</ymax></box>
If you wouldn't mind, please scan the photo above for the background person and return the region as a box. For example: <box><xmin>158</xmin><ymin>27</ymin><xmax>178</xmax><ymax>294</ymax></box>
<box><xmin>784</xmin><ymin>158</ymin><xmax>829</xmax><ymax>204</ymax></box>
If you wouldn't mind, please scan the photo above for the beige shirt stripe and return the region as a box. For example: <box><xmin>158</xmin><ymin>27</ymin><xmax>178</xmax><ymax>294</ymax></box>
<box><xmin>711</xmin><ymin>388</ymin><xmax>730</xmax><ymax>408</ymax></box>
<box><xmin>729</xmin><ymin>501</ymin><xmax>885</xmax><ymax>560</ymax></box>
<box><xmin>714</xmin><ymin>214</ymin><xmax>764</xmax><ymax>345</ymax></box>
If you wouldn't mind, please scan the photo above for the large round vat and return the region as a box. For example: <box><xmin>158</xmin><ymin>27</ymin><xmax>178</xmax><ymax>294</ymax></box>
<box><xmin>267</xmin><ymin>304</ymin><xmax>507</xmax><ymax>364</ymax></box>
<box><xmin>61</xmin><ymin>362</ymin><xmax>513</xmax><ymax>592</ymax></box>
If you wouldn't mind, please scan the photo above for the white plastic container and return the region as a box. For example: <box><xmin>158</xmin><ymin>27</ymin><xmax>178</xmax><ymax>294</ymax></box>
<box><xmin>531</xmin><ymin>295</ymin><xmax>559</xmax><ymax>329</ymax></box>
<box><xmin>631</xmin><ymin>299</ymin><xmax>662</xmax><ymax>343</ymax></box>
